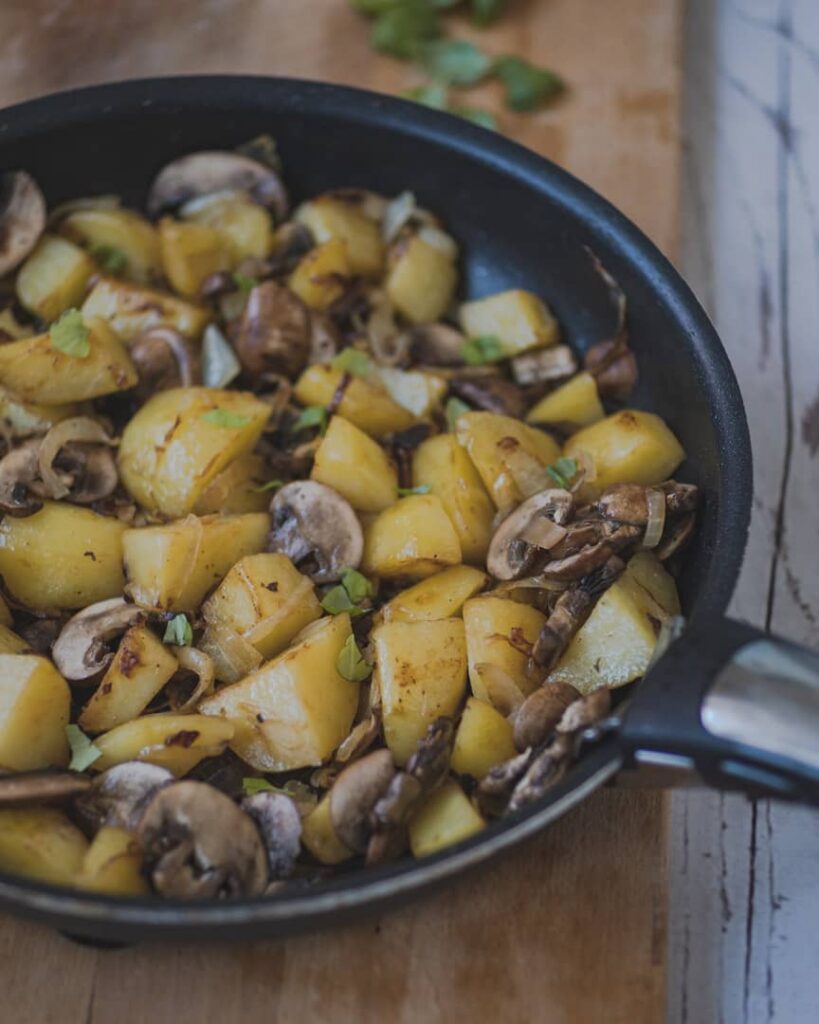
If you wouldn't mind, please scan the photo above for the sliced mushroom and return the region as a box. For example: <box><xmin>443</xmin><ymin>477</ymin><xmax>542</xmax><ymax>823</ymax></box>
<box><xmin>475</xmin><ymin>747</ymin><xmax>536</xmax><ymax>818</ymax></box>
<box><xmin>0</xmin><ymin>770</ymin><xmax>92</xmax><ymax>807</ymax></box>
<box><xmin>556</xmin><ymin>688</ymin><xmax>612</xmax><ymax>734</ymax></box>
<box><xmin>234</xmin><ymin>281</ymin><xmax>311</xmax><ymax>379</ymax></box>
<box><xmin>243</xmin><ymin>791</ymin><xmax>302</xmax><ymax>879</ymax></box>
<box><xmin>449</xmin><ymin>375</ymin><xmax>526</xmax><ymax>419</ymax></box>
<box><xmin>0</xmin><ymin>439</ymin><xmax>43</xmax><ymax>516</ymax></box>
<box><xmin>506</xmin><ymin>733</ymin><xmax>574</xmax><ymax>815</ymax></box>
<box><xmin>513</xmin><ymin>682</ymin><xmax>581</xmax><ymax>751</ymax></box>
<box><xmin>511</xmin><ymin>345</ymin><xmax>578</xmax><ymax>387</ymax></box>
<box><xmin>663</xmin><ymin>480</ymin><xmax>699</xmax><ymax>516</ymax></box>
<box><xmin>266</xmin><ymin>222</ymin><xmax>315</xmax><ymax>276</ymax></box>
<box><xmin>137</xmin><ymin>780</ymin><xmax>268</xmax><ymax>898</ymax></box>
<box><xmin>539</xmin><ymin>524</ymin><xmax>640</xmax><ymax>582</ymax></box>
<box><xmin>584</xmin><ymin>337</ymin><xmax>638</xmax><ymax>399</ymax></box>
<box><xmin>403</xmin><ymin>322</ymin><xmax>466</xmax><ymax>366</ymax></box>
<box><xmin>129</xmin><ymin>326</ymin><xmax>199</xmax><ymax>400</ymax></box>
<box><xmin>656</xmin><ymin>511</ymin><xmax>696</xmax><ymax>561</ymax></box>
<box><xmin>268</xmin><ymin>481</ymin><xmax>363</xmax><ymax>582</ymax></box>
<box><xmin>37</xmin><ymin>417</ymin><xmax>116</xmax><ymax>502</ymax></box>
<box><xmin>147</xmin><ymin>151</ymin><xmax>289</xmax><ymax>221</ymax></box>
<box><xmin>487</xmin><ymin>489</ymin><xmax>574</xmax><ymax>580</ymax></box>
<box><xmin>308</xmin><ymin>312</ymin><xmax>339</xmax><ymax>365</ymax></box>
<box><xmin>596</xmin><ymin>481</ymin><xmax>699</xmax><ymax>525</ymax></box>
<box><xmin>74</xmin><ymin>761</ymin><xmax>173</xmax><ymax>832</ymax></box>
<box><xmin>329</xmin><ymin>748</ymin><xmax>395</xmax><ymax>853</ymax></box>
<box><xmin>0</xmin><ymin>171</ymin><xmax>47</xmax><ymax>276</ymax></box>
<box><xmin>52</xmin><ymin>598</ymin><xmax>145</xmax><ymax>681</ymax></box>
<box><xmin>406</xmin><ymin>716</ymin><xmax>453</xmax><ymax>792</ymax></box>
<box><xmin>370</xmin><ymin>771</ymin><xmax>422</xmax><ymax>833</ymax></box>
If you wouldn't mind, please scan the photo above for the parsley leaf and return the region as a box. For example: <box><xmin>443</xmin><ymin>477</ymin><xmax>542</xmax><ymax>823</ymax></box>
<box><xmin>403</xmin><ymin>82</ymin><xmax>449</xmax><ymax>110</ymax></box>
<box><xmin>50</xmin><ymin>309</ymin><xmax>90</xmax><ymax>358</ymax></box>
<box><xmin>292</xmin><ymin>405</ymin><xmax>328</xmax><ymax>435</ymax></box>
<box><xmin>163</xmin><ymin>614</ymin><xmax>193</xmax><ymax>647</ymax></box>
<box><xmin>471</xmin><ymin>0</ymin><xmax>506</xmax><ymax>25</ymax></box>
<box><xmin>371</xmin><ymin>1</ymin><xmax>441</xmax><ymax>59</ymax></box>
<box><xmin>445</xmin><ymin>396</ymin><xmax>471</xmax><ymax>431</ymax></box>
<box><xmin>453</xmin><ymin>106</ymin><xmax>498</xmax><ymax>131</ymax></box>
<box><xmin>331</xmin><ymin>348</ymin><xmax>372</xmax><ymax>377</ymax></box>
<box><xmin>462</xmin><ymin>334</ymin><xmax>505</xmax><ymax>365</ymax></box>
<box><xmin>336</xmin><ymin>634</ymin><xmax>373</xmax><ymax>682</ymax></box>
<box><xmin>201</xmin><ymin>408</ymin><xmax>252</xmax><ymax>429</ymax></box>
<box><xmin>251</xmin><ymin>479</ymin><xmax>284</xmax><ymax>494</ymax></box>
<box><xmin>242</xmin><ymin>777</ymin><xmax>279</xmax><ymax>796</ymax></box>
<box><xmin>321</xmin><ymin>585</ymin><xmax>358</xmax><ymax>616</ymax></box>
<box><xmin>66</xmin><ymin>724</ymin><xmax>102</xmax><ymax>772</ymax></box>
<box><xmin>232</xmin><ymin>271</ymin><xmax>258</xmax><ymax>294</ymax></box>
<box><xmin>494</xmin><ymin>55</ymin><xmax>564</xmax><ymax>112</ymax></box>
<box><xmin>322</xmin><ymin>568</ymin><xmax>374</xmax><ymax>616</ymax></box>
<box><xmin>341</xmin><ymin>567</ymin><xmax>374</xmax><ymax>603</ymax></box>
<box><xmin>90</xmin><ymin>243</ymin><xmax>128</xmax><ymax>275</ymax></box>
<box><xmin>420</xmin><ymin>39</ymin><xmax>493</xmax><ymax>86</ymax></box>
<box><xmin>397</xmin><ymin>484</ymin><xmax>431</xmax><ymax>496</ymax></box>
<box><xmin>545</xmin><ymin>456</ymin><xmax>579</xmax><ymax>490</ymax></box>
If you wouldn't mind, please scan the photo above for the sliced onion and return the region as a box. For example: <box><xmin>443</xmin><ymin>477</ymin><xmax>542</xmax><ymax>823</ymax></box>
<box><xmin>574</xmin><ymin>448</ymin><xmax>597</xmax><ymax>485</ymax></box>
<box><xmin>418</xmin><ymin>225</ymin><xmax>458</xmax><ymax>260</ymax></box>
<box><xmin>38</xmin><ymin>417</ymin><xmax>114</xmax><ymax>500</ymax></box>
<box><xmin>366</xmin><ymin>294</ymin><xmax>409</xmax><ymax>367</ymax></box>
<box><xmin>179</xmin><ymin>188</ymin><xmax>246</xmax><ymax>218</ymax></box>
<box><xmin>382</xmin><ymin>191</ymin><xmax>416</xmax><ymax>243</ymax></box>
<box><xmin>475</xmin><ymin>663</ymin><xmax>526</xmax><ymax>717</ymax></box>
<box><xmin>168</xmin><ymin>646</ymin><xmax>216</xmax><ymax>713</ymax></box>
<box><xmin>520</xmin><ymin>516</ymin><xmax>568</xmax><ymax>550</ymax></box>
<box><xmin>642</xmin><ymin>488</ymin><xmax>667</xmax><ymax>549</ymax></box>
<box><xmin>245</xmin><ymin>577</ymin><xmax>314</xmax><ymax>647</ymax></box>
<box><xmin>336</xmin><ymin>713</ymin><xmax>380</xmax><ymax>764</ymax></box>
<box><xmin>47</xmin><ymin>194</ymin><xmax>120</xmax><ymax>226</ymax></box>
<box><xmin>199</xmin><ymin>623</ymin><xmax>262</xmax><ymax>684</ymax></box>
<box><xmin>202</xmin><ymin>323</ymin><xmax>241</xmax><ymax>388</ymax></box>
<box><xmin>503</xmin><ymin>446</ymin><xmax>552</xmax><ymax>499</ymax></box>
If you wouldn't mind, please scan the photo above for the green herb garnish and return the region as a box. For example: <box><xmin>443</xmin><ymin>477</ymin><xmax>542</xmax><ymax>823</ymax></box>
<box><xmin>403</xmin><ymin>83</ymin><xmax>449</xmax><ymax>110</ymax></box>
<box><xmin>331</xmin><ymin>348</ymin><xmax>372</xmax><ymax>377</ymax></box>
<box><xmin>232</xmin><ymin>271</ymin><xmax>258</xmax><ymax>294</ymax></box>
<box><xmin>546</xmin><ymin>456</ymin><xmax>579</xmax><ymax>490</ymax></box>
<box><xmin>251</xmin><ymin>479</ymin><xmax>284</xmax><ymax>494</ymax></box>
<box><xmin>66</xmin><ymin>724</ymin><xmax>102</xmax><ymax>773</ymax></box>
<box><xmin>90</xmin><ymin>243</ymin><xmax>128</xmax><ymax>275</ymax></box>
<box><xmin>321</xmin><ymin>568</ymin><xmax>374</xmax><ymax>616</ymax></box>
<box><xmin>471</xmin><ymin>0</ymin><xmax>506</xmax><ymax>26</ymax></box>
<box><xmin>201</xmin><ymin>408</ymin><xmax>252</xmax><ymax>429</ymax></box>
<box><xmin>371</xmin><ymin>1</ymin><xmax>441</xmax><ymax>58</ymax></box>
<box><xmin>163</xmin><ymin>614</ymin><xmax>193</xmax><ymax>647</ymax></box>
<box><xmin>292</xmin><ymin>405</ymin><xmax>328</xmax><ymax>435</ymax></box>
<box><xmin>453</xmin><ymin>106</ymin><xmax>498</xmax><ymax>130</ymax></box>
<box><xmin>341</xmin><ymin>567</ymin><xmax>374</xmax><ymax>603</ymax></box>
<box><xmin>242</xmin><ymin>777</ymin><xmax>279</xmax><ymax>796</ymax></box>
<box><xmin>420</xmin><ymin>39</ymin><xmax>493</xmax><ymax>86</ymax></box>
<box><xmin>494</xmin><ymin>55</ymin><xmax>564</xmax><ymax>111</ymax></box>
<box><xmin>50</xmin><ymin>309</ymin><xmax>90</xmax><ymax>358</ymax></box>
<box><xmin>397</xmin><ymin>484</ymin><xmax>431</xmax><ymax>496</ymax></box>
<box><xmin>336</xmin><ymin>634</ymin><xmax>373</xmax><ymax>682</ymax></box>
<box><xmin>445</xmin><ymin>396</ymin><xmax>471</xmax><ymax>431</ymax></box>
<box><xmin>321</xmin><ymin>586</ymin><xmax>358</xmax><ymax>616</ymax></box>
<box><xmin>462</xmin><ymin>334</ymin><xmax>505</xmax><ymax>365</ymax></box>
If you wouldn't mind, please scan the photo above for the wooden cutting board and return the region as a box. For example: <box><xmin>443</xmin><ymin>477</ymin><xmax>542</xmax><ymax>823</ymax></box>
<box><xmin>0</xmin><ymin>2</ymin><xmax>681</xmax><ymax>1021</ymax></box>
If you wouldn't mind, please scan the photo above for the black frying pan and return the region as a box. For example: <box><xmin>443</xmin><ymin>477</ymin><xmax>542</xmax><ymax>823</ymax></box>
<box><xmin>1</xmin><ymin>76</ymin><xmax>817</xmax><ymax>945</ymax></box>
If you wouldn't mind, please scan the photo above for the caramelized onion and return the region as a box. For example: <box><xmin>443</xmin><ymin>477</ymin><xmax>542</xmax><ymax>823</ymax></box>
<box><xmin>38</xmin><ymin>417</ymin><xmax>113</xmax><ymax>500</ymax></box>
<box><xmin>642</xmin><ymin>488</ymin><xmax>666</xmax><ymax>549</ymax></box>
<box><xmin>474</xmin><ymin>663</ymin><xmax>525</xmax><ymax>717</ymax></box>
<box><xmin>168</xmin><ymin>646</ymin><xmax>216</xmax><ymax>713</ymax></box>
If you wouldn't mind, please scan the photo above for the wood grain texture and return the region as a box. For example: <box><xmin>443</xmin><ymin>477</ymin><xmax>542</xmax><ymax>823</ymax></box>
<box><xmin>0</xmin><ymin>2</ymin><xmax>681</xmax><ymax>1021</ymax></box>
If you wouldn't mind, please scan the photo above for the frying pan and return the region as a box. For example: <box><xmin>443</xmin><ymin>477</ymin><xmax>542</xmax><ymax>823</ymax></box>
<box><xmin>1</xmin><ymin>76</ymin><xmax>817</xmax><ymax>946</ymax></box>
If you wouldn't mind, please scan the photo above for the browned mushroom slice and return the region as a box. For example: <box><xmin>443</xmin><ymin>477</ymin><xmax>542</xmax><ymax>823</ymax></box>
<box><xmin>584</xmin><ymin>337</ymin><xmax>638</xmax><ymax>399</ymax></box>
<box><xmin>449</xmin><ymin>375</ymin><xmax>526</xmax><ymax>419</ymax></box>
<box><xmin>234</xmin><ymin>281</ymin><xmax>311</xmax><ymax>378</ymax></box>
<box><xmin>243</xmin><ymin>791</ymin><xmax>302</xmax><ymax>880</ymax></box>
<box><xmin>0</xmin><ymin>440</ymin><xmax>43</xmax><ymax>516</ymax></box>
<box><xmin>475</xmin><ymin>747</ymin><xmax>535</xmax><ymax>818</ymax></box>
<box><xmin>146</xmin><ymin>151</ymin><xmax>288</xmax><ymax>221</ymax></box>
<box><xmin>74</xmin><ymin>761</ymin><xmax>173</xmax><ymax>831</ymax></box>
<box><xmin>0</xmin><ymin>171</ymin><xmax>47</xmax><ymax>276</ymax></box>
<box><xmin>329</xmin><ymin>748</ymin><xmax>395</xmax><ymax>853</ymax></box>
<box><xmin>0</xmin><ymin>770</ymin><xmax>92</xmax><ymax>807</ymax></box>
<box><xmin>596</xmin><ymin>481</ymin><xmax>699</xmax><ymax>525</ymax></box>
<box><xmin>506</xmin><ymin>733</ymin><xmax>574</xmax><ymax>815</ymax></box>
<box><xmin>308</xmin><ymin>312</ymin><xmax>339</xmax><ymax>365</ymax></box>
<box><xmin>511</xmin><ymin>345</ymin><xmax>578</xmax><ymax>387</ymax></box>
<box><xmin>662</xmin><ymin>480</ymin><xmax>699</xmax><ymax>516</ymax></box>
<box><xmin>405</xmin><ymin>716</ymin><xmax>453</xmax><ymax>792</ymax></box>
<box><xmin>52</xmin><ymin>598</ymin><xmax>145</xmax><ymax>681</ymax></box>
<box><xmin>268</xmin><ymin>480</ymin><xmax>364</xmax><ymax>582</ymax></box>
<box><xmin>539</xmin><ymin>524</ymin><xmax>640</xmax><ymax>582</ymax></box>
<box><xmin>556</xmin><ymin>688</ymin><xmax>612</xmax><ymax>734</ymax></box>
<box><xmin>370</xmin><ymin>770</ymin><xmax>422</xmax><ymax>834</ymax></box>
<box><xmin>656</xmin><ymin>511</ymin><xmax>696</xmax><ymax>561</ymax></box>
<box><xmin>513</xmin><ymin>682</ymin><xmax>581</xmax><ymax>751</ymax></box>
<box><xmin>403</xmin><ymin>322</ymin><xmax>466</xmax><ymax>366</ymax></box>
<box><xmin>137</xmin><ymin>780</ymin><xmax>268</xmax><ymax>898</ymax></box>
<box><xmin>487</xmin><ymin>489</ymin><xmax>574</xmax><ymax>580</ymax></box>
<box><xmin>129</xmin><ymin>326</ymin><xmax>199</xmax><ymax>400</ymax></box>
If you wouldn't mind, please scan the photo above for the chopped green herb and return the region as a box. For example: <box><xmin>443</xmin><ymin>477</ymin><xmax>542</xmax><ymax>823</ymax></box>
<box><xmin>341</xmin><ymin>567</ymin><xmax>374</xmax><ymax>603</ymax></box>
<box><xmin>397</xmin><ymin>484</ymin><xmax>431</xmax><ymax>496</ymax></box>
<box><xmin>292</xmin><ymin>404</ymin><xmax>328</xmax><ymax>435</ymax></box>
<box><xmin>494</xmin><ymin>55</ymin><xmax>564</xmax><ymax>112</ymax></box>
<box><xmin>420</xmin><ymin>39</ymin><xmax>493</xmax><ymax>86</ymax></box>
<box><xmin>445</xmin><ymin>396</ymin><xmax>471</xmax><ymax>431</ymax></box>
<box><xmin>546</xmin><ymin>456</ymin><xmax>579</xmax><ymax>490</ymax></box>
<box><xmin>50</xmin><ymin>309</ymin><xmax>90</xmax><ymax>358</ymax></box>
<box><xmin>462</xmin><ymin>334</ymin><xmax>505</xmax><ymax>365</ymax></box>
<box><xmin>251</xmin><ymin>479</ymin><xmax>284</xmax><ymax>494</ymax></box>
<box><xmin>453</xmin><ymin>106</ymin><xmax>498</xmax><ymax>131</ymax></box>
<box><xmin>403</xmin><ymin>82</ymin><xmax>449</xmax><ymax>110</ymax></box>
<box><xmin>336</xmin><ymin>634</ymin><xmax>373</xmax><ymax>682</ymax></box>
<box><xmin>163</xmin><ymin>614</ymin><xmax>193</xmax><ymax>647</ymax></box>
<box><xmin>371</xmin><ymin>1</ymin><xmax>441</xmax><ymax>59</ymax></box>
<box><xmin>471</xmin><ymin>0</ymin><xmax>506</xmax><ymax>26</ymax></box>
<box><xmin>201</xmin><ymin>408</ymin><xmax>252</xmax><ymax>429</ymax></box>
<box><xmin>242</xmin><ymin>777</ymin><xmax>279</xmax><ymax>796</ymax></box>
<box><xmin>321</xmin><ymin>585</ymin><xmax>358</xmax><ymax>616</ymax></box>
<box><xmin>331</xmin><ymin>348</ymin><xmax>372</xmax><ymax>377</ymax></box>
<box><xmin>232</xmin><ymin>271</ymin><xmax>258</xmax><ymax>294</ymax></box>
<box><xmin>90</xmin><ymin>243</ymin><xmax>128</xmax><ymax>275</ymax></box>
<box><xmin>66</xmin><ymin>724</ymin><xmax>102</xmax><ymax>773</ymax></box>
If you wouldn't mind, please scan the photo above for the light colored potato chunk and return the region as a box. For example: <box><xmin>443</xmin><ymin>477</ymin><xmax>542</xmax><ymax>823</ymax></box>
<box><xmin>296</xmin><ymin>196</ymin><xmax>384</xmax><ymax>278</ymax></box>
<box><xmin>463</xmin><ymin>596</ymin><xmax>546</xmax><ymax>701</ymax></box>
<box><xmin>82</xmin><ymin>277</ymin><xmax>209</xmax><ymax>340</ymax></box>
<box><xmin>362</xmin><ymin>494</ymin><xmax>462</xmax><ymax>580</ymax></box>
<box><xmin>16</xmin><ymin>234</ymin><xmax>95</xmax><ymax>321</ymax></box>
<box><xmin>311</xmin><ymin>415</ymin><xmax>397</xmax><ymax>512</ymax></box>
<box><xmin>289</xmin><ymin>238</ymin><xmax>351</xmax><ymax>310</ymax></box>
<box><xmin>374</xmin><ymin>618</ymin><xmax>468</xmax><ymax>765</ymax></box>
<box><xmin>459</xmin><ymin>289</ymin><xmax>559</xmax><ymax>357</ymax></box>
<box><xmin>386</xmin><ymin>235</ymin><xmax>458</xmax><ymax>324</ymax></box>
<box><xmin>408</xmin><ymin>780</ymin><xmax>485</xmax><ymax>857</ymax></box>
<box><xmin>0</xmin><ymin>808</ymin><xmax>88</xmax><ymax>887</ymax></box>
<box><xmin>451</xmin><ymin>697</ymin><xmax>517</xmax><ymax>779</ymax></box>
<box><xmin>184</xmin><ymin>194</ymin><xmax>273</xmax><ymax>264</ymax></box>
<box><xmin>93</xmin><ymin>713</ymin><xmax>234</xmax><ymax>775</ymax></box>
<box><xmin>301</xmin><ymin>794</ymin><xmax>354</xmax><ymax>865</ymax></box>
<box><xmin>382</xmin><ymin>565</ymin><xmax>487</xmax><ymax>623</ymax></box>
<box><xmin>0</xmin><ymin>654</ymin><xmax>71</xmax><ymax>770</ymax></box>
<box><xmin>159</xmin><ymin>217</ymin><xmax>230</xmax><ymax>297</ymax></box>
<box><xmin>294</xmin><ymin>365</ymin><xmax>416</xmax><ymax>437</ymax></box>
<box><xmin>75</xmin><ymin>826</ymin><xmax>149</xmax><ymax>896</ymax></box>
<box><xmin>61</xmin><ymin>207</ymin><xmax>161</xmax><ymax>283</ymax></box>
<box><xmin>525</xmin><ymin>371</ymin><xmax>605</xmax><ymax>429</ymax></box>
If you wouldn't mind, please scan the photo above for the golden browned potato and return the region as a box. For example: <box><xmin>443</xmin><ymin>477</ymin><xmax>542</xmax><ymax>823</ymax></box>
<box><xmin>93</xmin><ymin>712</ymin><xmax>235</xmax><ymax>775</ymax></box>
<box><xmin>408</xmin><ymin>780</ymin><xmax>485</xmax><ymax>857</ymax></box>
<box><xmin>75</xmin><ymin>827</ymin><xmax>149</xmax><ymax>896</ymax></box>
<box><xmin>289</xmin><ymin>238</ymin><xmax>351</xmax><ymax>310</ymax></box>
<box><xmin>294</xmin><ymin>365</ymin><xmax>416</xmax><ymax>437</ymax></box>
<box><xmin>0</xmin><ymin>808</ymin><xmax>88</xmax><ymax>887</ymax></box>
<box><xmin>463</xmin><ymin>596</ymin><xmax>546</xmax><ymax>701</ymax></box>
<box><xmin>183</xmin><ymin>193</ymin><xmax>273</xmax><ymax>264</ymax></box>
<box><xmin>386</xmin><ymin>234</ymin><xmax>458</xmax><ymax>324</ymax></box>
<box><xmin>373</xmin><ymin>618</ymin><xmax>468</xmax><ymax>765</ymax></box>
<box><xmin>296</xmin><ymin>195</ymin><xmax>384</xmax><ymax>278</ymax></box>
<box><xmin>118</xmin><ymin>387</ymin><xmax>271</xmax><ymax>517</ymax></box>
<box><xmin>311</xmin><ymin>415</ymin><xmax>397</xmax><ymax>512</ymax></box>
<box><xmin>0</xmin><ymin>654</ymin><xmax>71</xmax><ymax>770</ymax></box>
<box><xmin>362</xmin><ymin>494</ymin><xmax>462</xmax><ymax>580</ymax></box>
<box><xmin>525</xmin><ymin>371</ymin><xmax>605</xmax><ymax>429</ymax></box>
<box><xmin>82</xmin><ymin>277</ymin><xmax>210</xmax><ymax>340</ymax></box>
<box><xmin>301</xmin><ymin>794</ymin><xmax>354</xmax><ymax>865</ymax></box>
<box><xmin>159</xmin><ymin>217</ymin><xmax>230</xmax><ymax>297</ymax></box>
<box><xmin>123</xmin><ymin>512</ymin><xmax>269</xmax><ymax>612</ymax></box>
<box><xmin>16</xmin><ymin>234</ymin><xmax>95</xmax><ymax>321</ymax></box>
<box><xmin>563</xmin><ymin>409</ymin><xmax>685</xmax><ymax>494</ymax></box>
<box><xmin>412</xmin><ymin>433</ymin><xmax>496</xmax><ymax>563</ymax></box>
<box><xmin>193</xmin><ymin>452</ymin><xmax>271</xmax><ymax>515</ymax></box>
<box><xmin>0</xmin><ymin>503</ymin><xmax>127</xmax><ymax>610</ymax></box>
<box><xmin>202</xmin><ymin>553</ymin><xmax>322</xmax><ymax>660</ymax></box>
<box><xmin>61</xmin><ymin>207</ymin><xmax>161</xmax><ymax>283</ymax></box>
<box><xmin>0</xmin><ymin>316</ymin><xmax>137</xmax><ymax>404</ymax></box>
<box><xmin>0</xmin><ymin>625</ymin><xmax>30</xmax><ymax>655</ymax></box>
<box><xmin>459</xmin><ymin>289</ymin><xmax>559</xmax><ymax>357</ymax></box>
<box><xmin>79</xmin><ymin>625</ymin><xmax>179</xmax><ymax>733</ymax></box>
<box><xmin>450</xmin><ymin>697</ymin><xmax>516</xmax><ymax>779</ymax></box>
<box><xmin>381</xmin><ymin>565</ymin><xmax>487</xmax><ymax>623</ymax></box>
<box><xmin>199</xmin><ymin>614</ymin><xmax>360</xmax><ymax>772</ymax></box>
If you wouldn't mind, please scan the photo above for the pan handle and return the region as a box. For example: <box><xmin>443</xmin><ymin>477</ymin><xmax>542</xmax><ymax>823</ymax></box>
<box><xmin>619</xmin><ymin>617</ymin><xmax>819</xmax><ymax>803</ymax></box>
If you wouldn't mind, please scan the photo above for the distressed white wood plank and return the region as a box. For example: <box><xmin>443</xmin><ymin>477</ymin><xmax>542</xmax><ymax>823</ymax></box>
<box><xmin>670</xmin><ymin>1</ymin><xmax>819</xmax><ymax>1021</ymax></box>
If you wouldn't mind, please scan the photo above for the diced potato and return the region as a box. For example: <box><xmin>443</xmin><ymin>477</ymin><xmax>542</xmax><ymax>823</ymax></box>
<box><xmin>526</xmin><ymin>371</ymin><xmax>605</xmax><ymax>429</ymax></box>
<box><xmin>118</xmin><ymin>386</ymin><xmax>271</xmax><ymax>517</ymax></box>
<box><xmin>386</xmin><ymin>235</ymin><xmax>458</xmax><ymax>324</ymax></box>
<box><xmin>548</xmin><ymin>551</ymin><xmax>680</xmax><ymax>693</ymax></box>
<box><xmin>412</xmin><ymin>434</ymin><xmax>496</xmax><ymax>564</ymax></box>
<box><xmin>463</xmin><ymin>596</ymin><xmax>546</xmax><ymax>701</ymax></box>
<box><xmin>296</xmin><ymin>196</ymin><xmax>384</xmax><ymax>278</ymax></box>
<box><xmin>408</xmin><ymin>780</ymin><xmax>485</xmax><ymax>857</ymax></box>
<box><xmin>362</xmin><ymin>494</ymin><xmax>462</xmax><ymax>580</ymax></box>
<box><xmin>563</xmin><ymin>409</ymin><xmax>685</xmax><ymax>495</ymax></box>
<box><xmin>375</xmin><ymin>367</ymin><xmax>448</xmax><ymax>417</ymax></box>
<box><xmin>289</xmin><ymin>238</ymin><xmax>351</xmax><ymax>311</ymax></box>
<box><xmin>0</xmin><ymin>654</ymin><xmax>71</xmax><ymax>770</ymax></box>
<box><xmin>311</xmin><ymin>415</ymin><xmax>397</xmax><ymax>512</ymax></box>
<box><xmin>15</xmin><ymin>234</ymin><xmax>95</xmax><ymax>321</ymax></box>
<box><xmin>199</xmin><ymin>615</ymin><xmax>360</xmax><ymax>772</ymax></box>
<box><xmin>374</xmin><ymin>618</ymin><xmax>467</xmax><ymax>765</ymax></box>
<box><xmin>193</xmin><ymin>452</ymin><xmax>271</xmax><ymax>515</ymax></box>
<box><xmin>0</xmin><ymin>386</ymin><xmax>80</xmax><ymax>439</ymax></box>
<box><xmin>79</xmin><ymin>625</ymin><xmax>179</xmax><ymax>733</ymax></box>
<box><xmin>455</xmin><ymin>411</ymin><xmax>561</xmax><ymax>509</ymax></box>
<box><xmin>451</xmin><ymin>697</ymin><xmax>516</xmax><ymax>779</ymax></box>
<box><xmin>93</xmin><ymin>712</ymin><xmax>234</xmax><ymax>775</ymax></box>
<box><xmin>459</xmin><ymin>289</ymin><xmax>559</xmax><ymax>357</ymax></box>
<box><xmin>61</xmin><ymin>208</ymin><xmax>161</xmax><ymax>283</ymax></box>
<box><xmin>301</xmin><ymin>794</ymin><xmax>354</xmax><ymax>865</ymax></box>
<box><xmin>0</xmin><ymin>808</ymin><xmax>88</xmax><ymax>887</ymax></box>
<box><xmin>184</xmin><ymin>194</ymin><xmax>273</xmax><ymax>264</ymax></box>
<box><xmin>202</xmin><ymin>553</ymin><xmax>322</xmax><ymax>660</ymax></box>
<box><xmin>76</xmin><ymin>826</ymin><xmax>150</xmax><ymax>896</ymax></box>
<box><xmin>123</xmin><ymin>512</ymin><xmax>269</xmax><ymax>612</ymax></box>
<box><xmin>0</xmin><ymin>626</ymin><xmax>30</xmax><ymax>655</ymax></box>
<box><xmin>294</xmin><ymin>365</ymin><xmax>416</xmax><ymax>437</ymax></box>
<box><xmin>159</xmin><ymin>217</ymin><xmax>230</xmax><ymax>297</ymax></box>
<box><xmin>0</xmin><ymin>316</ymin><xmax>137</xmax><ymax>404</ymax></box>
<box><xmin>82</xmin><ymin>277</ymin><xmax>209</xmax><ymax>340</ymax></box>
<box><xmin>0</xmin><ymin>503</ymin><xmax>126</xmax><ymax>610</ymax></box>
<box><xmin>382</xmin><ymin>565</ymin><xmax>487</xmax><ymax>623</ymax></box>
